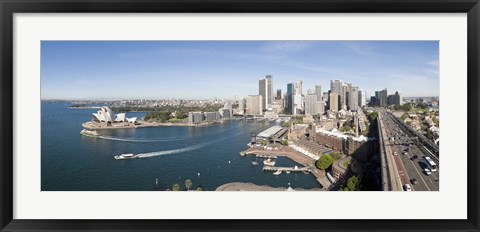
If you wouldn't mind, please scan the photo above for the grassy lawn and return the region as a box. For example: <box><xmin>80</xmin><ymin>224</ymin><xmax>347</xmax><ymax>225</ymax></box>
<box><xmin>168</xmin><ymin>118</ymin><xmax>187</xmax><ymax>123</ymax></box>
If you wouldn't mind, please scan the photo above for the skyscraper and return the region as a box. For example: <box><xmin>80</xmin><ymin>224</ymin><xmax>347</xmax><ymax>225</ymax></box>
<box><xmin>286</xmin><ymin>83</ymin><xmax>294</xmax><ymax>114</ymax></box>
<box><xmin>379</xmin><ymin>88</ymin><xmax>388</xmax><ymax>107</ymax></box>
<box><xmin>293</xmin><ymin>80</ymin><xmax>303</xmax><ymax>115</ymax></box>
<box><xmin>329</xmin><ymin>92</ymin><xmax>339</xmax><ymax>112</ymax></box>
<box><xmin>315</xmin><ymin>85</ymin><xmax>322</xmax><ymax>102</ymax></box>
<box><xmin>358</xmin><ymin>91</ymin><xmax>366</xmax><ymax>108</ymax></box>
<box><xmin>306</xmin><ymin>94</ymin><xmax>325</xmax><ymax>116</ymax></box>
<box><xmin>330</xmin><ymin>80</ymin><xmax>343</xmax><ymax>111</ymax></box>
<box><xmin>305</xmin><ymin>93</ymin><xmax>316</xmax><ymax>116</ymax></box>
<box><xmin>342</xmin><ymin>83</ymin><xmax>351</xmax><ymax>110</ymax></box>
<box><xmin>238</xmin><ymin>98</ymin><xmax>246</xmax><ymax>114</ymax></box>
<box><xmin>349</xmin><ymin>86</ymin><xmax>359</xmax><ymax>111</ymax></box>
<box><xmin>258</xmin><ymin>75</ymin><xmax>273</xmax><ymax>111</ymax></box>
<box><xmin>276</xmin><ymin>89</ymin><xmax>282</xmax><ymax>100</ymax></box>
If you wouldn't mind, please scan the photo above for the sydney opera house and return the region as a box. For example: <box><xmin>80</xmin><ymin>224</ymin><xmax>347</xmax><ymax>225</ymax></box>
<box><xmin>92</xmin><ymin>106</ymin><xmax>137</xmax><ymax>124</ymax></box>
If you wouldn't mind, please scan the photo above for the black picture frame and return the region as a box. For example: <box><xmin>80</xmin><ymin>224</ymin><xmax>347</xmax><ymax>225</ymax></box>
<box><xmin>1</xmin><ymin>0</ymin><xmax>479</xmax><ymax>231</ymax></box>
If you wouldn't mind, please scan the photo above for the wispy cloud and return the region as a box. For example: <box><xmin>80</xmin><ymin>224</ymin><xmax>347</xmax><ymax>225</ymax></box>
<box><xmin>260</xmin><ymin>41</ymin><xmax>313</xmax><ymax>53</ymax></box>
<box><xmin>426</xmin><ymin>60</ymin><xmax>439</xmax><ymax>67</ymax></box>
<box><xmin>343</xmin><ymin>43</ymin><xmax>375</xmax><ymax>56</ymax></box>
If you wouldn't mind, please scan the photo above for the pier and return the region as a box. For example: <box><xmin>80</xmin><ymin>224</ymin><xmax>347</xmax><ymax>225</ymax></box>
<box><xmin>263</xmin><ymin>166</ymin><xmax>311</xmax><ymax>173</ymax></box>
<box><xmin>241</xmin><ymin>145</ymin><xmax>331</xmax><ymax>189</ymax></box>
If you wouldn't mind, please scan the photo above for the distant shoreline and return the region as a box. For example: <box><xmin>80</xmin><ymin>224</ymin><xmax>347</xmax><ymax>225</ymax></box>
<box><xmin>69</xmin><ymin>106</ymin><xmax>101</xmax><ymax>109</ymax></box>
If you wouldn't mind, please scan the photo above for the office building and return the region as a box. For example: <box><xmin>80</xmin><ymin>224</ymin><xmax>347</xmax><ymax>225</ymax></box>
<box><xmin>349</xmin><ymin>86</ymin><xmax>359</xmax><ymax>111</ymax></box>
<box><xmin>315</xmin><ymin>85</ymin><xmax>322</xmax><ymax>102</ymax></box>
<box><xmin>358</xmin><ymin>91</ymin><xmax>366</xmax><ymax>108</ymax></box>
<box><xmin>259</xmin><ymin>75</ymin><xmax>273</xmax><ymax>111</ymax></box>
<box><xmin>246</xmin><ymin>95</ymin><xmax>263</xmax><ymax>115</ymax></box>
<box><xmin>329</xmin><ymin>92</ymin><xmax>339</xmax><ymax>112</ymax></box>
<box><xmin>330</xmin><ymin>80</ymin><xmax>343</xmax><ymax>110</ymax></box>
<box><xmin>286</xmin><ymin>83</ymin><xmax>294</xmax><ymax>114</ymax></box>
<box><xmin>276</xmin><ymin>89</ymin><xmax>282</xmax><ymax>100</ymax></box>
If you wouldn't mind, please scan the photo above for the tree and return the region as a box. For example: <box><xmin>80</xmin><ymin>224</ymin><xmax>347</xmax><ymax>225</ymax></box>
<box><xmin>400</xmin><ymin>113</ymin><xmax>408</xmax><ymax>121</ymax></box>
<box><xmin>282</xmin><ymin>121</ymin><xmax>291</xmax><ymax>128</ymax></box>
<box><xmin>340</xmin><ymin>126</ymin><xmax>352</xmax><ymax>132</ymax></box>
<box><xmin>330</xmin><ymin>152</ymin><xmax>342</xmax><ymax>160</ymax></box>
<box><xmin>315</xmin><ymin>154</ymin><xmax>334</xmax><ymax>170</ymax></box>
<box><xmin>368</xmin><ymin>112</ymin><xmax>378</xmax><ymax>122</ymax></box>
<box><xmin>172</xmin><ymin>183</ymin><xmax>181</xmax><ymax>191</ymax></box>
<box><xmin>185</xmin><ymin>179</ymin><xmax>192</xmax><ymax>191</ymax></box>
<box><xmin>344</xmin><ymin>175</ymin><xmax>361</xmax><ymax>191</ymax></box>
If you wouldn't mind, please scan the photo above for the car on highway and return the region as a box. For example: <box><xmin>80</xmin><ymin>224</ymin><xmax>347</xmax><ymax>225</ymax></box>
<box><xmin>404</xmin><ymin>184</ymin><xmax>412</xmax><ymax>191</ymax></box>
<box><xmin>424</xmin><ymin>168</ymin><xmax>432</xmax><ymax>175</ymax></box>
<box><xmin>403</xmin><ymin>152</ymin><xmax>408</xmax><ymax>156</ymax></box>
<box><xmin>410</xmin><ymin>178</ymin><xmax>418</xmax><ymax>185</ymax></box>
<box><xmin>393</xmin><ymin>151</ymin><xmax>397</xmax><ymax>156</ymax></box>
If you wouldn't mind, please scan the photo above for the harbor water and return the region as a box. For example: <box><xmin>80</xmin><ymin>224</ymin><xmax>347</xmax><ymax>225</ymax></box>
<box><xmin>41</xmin><ymin>102</ymin><xmax>320</xmax><ymax>191</ymax></box>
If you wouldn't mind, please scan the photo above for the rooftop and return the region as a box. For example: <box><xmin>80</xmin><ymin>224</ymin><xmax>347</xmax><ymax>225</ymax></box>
<box><xmin>257</xmin><ymin>125</ymin><xmax>284</xmax><ymax>139</ymax></box>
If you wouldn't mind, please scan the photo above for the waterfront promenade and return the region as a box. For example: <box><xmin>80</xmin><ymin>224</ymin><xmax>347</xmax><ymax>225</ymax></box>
<box><xmin>215</xmin><ymin>182</ymin><xmax>322</xmax><ymax>191</ymax></box>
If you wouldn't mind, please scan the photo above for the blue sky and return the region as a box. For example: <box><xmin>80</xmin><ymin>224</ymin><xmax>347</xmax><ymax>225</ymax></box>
<box><xmin>41</xmin><ymin>41</ymin><xmax>439</xmax><ymax>100</ymax></box>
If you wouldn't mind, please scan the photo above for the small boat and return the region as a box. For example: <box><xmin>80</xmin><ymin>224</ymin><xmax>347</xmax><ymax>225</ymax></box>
<box><xmin>286</xmin><ymin>171</ymin><xmax>291</xmax><ymax>174</ymax></box>
<box><xmin>273</xmin><ymin>170</ymin><xmax>282</xmax><ymax>175</ymax></box>
<box><xmin>251</xmin><ymin>161</ymin><xmax>258</xmax><ymax>165</ymax></box>
<box><xmin>263</xmin><ymin>158</ymin><xmax>276</xmax><ymax>166</ymax></box>
<box><xmin>114</xmin><ymin>153</ymin><xmax>137</xmax><ymax>160</ymax></box>
<box><xmin>80</xmin><ymin>129</ymin><xmax>99</xmax><ymax>137</ymax></box>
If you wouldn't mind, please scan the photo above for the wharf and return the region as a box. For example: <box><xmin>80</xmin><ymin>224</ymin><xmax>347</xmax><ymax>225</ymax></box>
<box><xmin>241</xmin><ymin>145</ymin><xmax>330</xmax><ymax>189</ymax></box>
<box><xmin>263</xmin><ymin>166</ymin><xmax>311</xmax><ymax>173</ymax></box>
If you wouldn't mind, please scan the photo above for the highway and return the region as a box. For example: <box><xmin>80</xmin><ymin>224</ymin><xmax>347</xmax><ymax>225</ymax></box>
<box><xmin>379</xmin><ymin>109</ymin><xmax>439</xmax><ymax>191</ymax></box>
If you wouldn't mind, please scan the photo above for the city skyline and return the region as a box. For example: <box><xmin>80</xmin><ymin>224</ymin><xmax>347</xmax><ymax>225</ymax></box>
<box><xmin>41</xmin><ymin>41</ymin><xmax>439</xmax><ymax>100</ymax></box>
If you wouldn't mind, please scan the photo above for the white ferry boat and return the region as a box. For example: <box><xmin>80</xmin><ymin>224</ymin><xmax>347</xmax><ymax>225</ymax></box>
<box><xmin>80</xmin><ymin>129</ymin><xmax>99</xmax><ymax>138</ymax></box>
<box><xmin>114</xmin><ymin>153</ymin><xmax>137</xmax><ymax>160</ymax></box>
<box><xmin>263</xmin><ymin>158</ymin><xmax>276</xmax><ymax>166</ymax></box>
<box><xmin>273</xmin><ymin>170</ymin><xmax>282</xmax><ymax>175</ymax></box>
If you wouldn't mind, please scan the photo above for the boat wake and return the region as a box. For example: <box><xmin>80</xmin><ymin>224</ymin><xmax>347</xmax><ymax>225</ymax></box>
<box><xmin>134</xmin><ymin>130</ymin><xmax>249</xmax><ymax>159</ymax></box>
<box><xmin>135</xmin><ymin>142</ymin><xmax>212</xmax><ymax>158</ymax></box>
